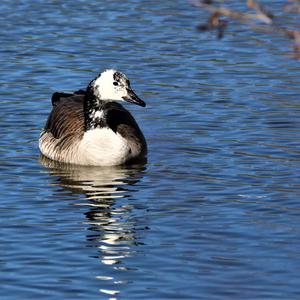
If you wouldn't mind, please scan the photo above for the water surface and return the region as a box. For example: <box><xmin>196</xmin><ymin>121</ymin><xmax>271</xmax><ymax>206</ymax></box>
<box><xmin>1</xmin><ymin>0</ymin><xmax>300</xmax><ymax>299</ymax></box>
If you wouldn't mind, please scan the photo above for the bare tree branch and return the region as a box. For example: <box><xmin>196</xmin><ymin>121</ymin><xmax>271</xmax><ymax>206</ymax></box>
<box><xmin>192</xmin><ymin>0</ymin><xmax>300</xmax><ymax>60</ymax></box>
<box><xmin>285</xmin><ymin>0</ymin><xmax>300</xmax><ymax>14</ymax></box>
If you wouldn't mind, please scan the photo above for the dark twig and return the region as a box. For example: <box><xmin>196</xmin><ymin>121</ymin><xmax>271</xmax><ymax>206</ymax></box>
<box><xmin>285</xmin><ymin>0</ymin><xmax>300</xmax><ymax>14</ymax></box>
<box><xmin>193</xmin><ymin>0</ymin><xmax>300</xmax><ymax>60</ymax></box>
<box><xmin>197</xmin><ymin>11</ymin><xmax>228</xmax><ymax>39</ymax></box>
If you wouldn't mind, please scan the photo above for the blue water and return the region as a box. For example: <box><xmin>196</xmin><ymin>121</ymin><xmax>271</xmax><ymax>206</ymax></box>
<box><xmin>1</xmin><ymin>0</ymin><xmax>300</xmax><ymax>299</ymax></box>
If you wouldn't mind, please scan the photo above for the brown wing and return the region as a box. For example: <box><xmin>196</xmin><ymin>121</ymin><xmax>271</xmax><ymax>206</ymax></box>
<box><xmin>44</xmin><ymin>93</ymin><xmax>85</xmax><ymax>139</ymax></box>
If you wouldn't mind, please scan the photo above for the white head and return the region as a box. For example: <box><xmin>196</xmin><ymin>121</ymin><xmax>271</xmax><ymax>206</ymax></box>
<box><xmin>87</xmin><ymin>69</ymin><xmax>146</xmax><ymax>107</ymax></box>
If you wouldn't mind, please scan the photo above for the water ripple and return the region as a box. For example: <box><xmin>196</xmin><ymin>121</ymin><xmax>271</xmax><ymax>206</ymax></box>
<box><xmin>1</xmin><ymin>0</ymin><xmax>300</xmax><ymax>299</ymax></box>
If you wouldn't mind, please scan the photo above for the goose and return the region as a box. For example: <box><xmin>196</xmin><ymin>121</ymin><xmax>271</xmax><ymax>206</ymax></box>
<box><xmin>39</xmin><ymin>69</ymin><xmax>147</xmax><ymax>166</ymax></box>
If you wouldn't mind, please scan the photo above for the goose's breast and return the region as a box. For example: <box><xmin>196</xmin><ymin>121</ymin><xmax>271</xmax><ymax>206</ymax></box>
<box><xmin>78</xmin><ymin>128</ymin><xmax>131</xmax><ymax>165</ymax></box>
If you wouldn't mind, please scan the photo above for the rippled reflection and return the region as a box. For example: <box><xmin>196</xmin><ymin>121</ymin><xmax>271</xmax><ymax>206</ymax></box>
<box><xmin>40</xmin><ymin>155</ymin><xmax>147</xmax><ymax>297</ymax></box>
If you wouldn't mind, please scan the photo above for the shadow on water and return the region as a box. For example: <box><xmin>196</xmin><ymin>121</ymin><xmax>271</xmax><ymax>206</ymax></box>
<box><xmin>39</xmin><ymin>155</ymin><xmax>147</xmax><ymax>297</ymax></box>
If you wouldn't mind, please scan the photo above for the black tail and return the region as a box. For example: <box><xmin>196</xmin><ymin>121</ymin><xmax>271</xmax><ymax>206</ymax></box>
<box><xmin>51</xmin><ymin>90</ymin><xmax>86</xmax><ymax>106</ymax></box>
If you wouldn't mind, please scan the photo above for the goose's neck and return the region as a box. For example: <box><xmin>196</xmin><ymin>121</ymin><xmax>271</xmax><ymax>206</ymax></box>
<box><xmin>84</xmin><ymin>91</ymin><xmax>107</xmax><ymax>131</ymax></box>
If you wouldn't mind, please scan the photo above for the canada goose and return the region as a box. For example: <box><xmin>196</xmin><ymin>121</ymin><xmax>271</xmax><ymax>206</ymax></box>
<box><xmin>39</xmin><ymin>69</ymin><xmax>147</xmax><ymax>166</ymax></box>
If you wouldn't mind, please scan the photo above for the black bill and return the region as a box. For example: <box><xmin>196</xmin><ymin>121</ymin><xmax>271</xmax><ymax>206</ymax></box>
<box><xmin>123</xmin><ymin>88</ymin><xmax>146</xmax><ymax>107</ymax></box>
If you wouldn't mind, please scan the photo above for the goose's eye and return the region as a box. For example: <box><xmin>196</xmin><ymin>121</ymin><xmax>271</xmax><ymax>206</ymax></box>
<box><xmin>113</xmin><ymin>81</ymin><xmax>119</xmax><ymax>86</ymax></box>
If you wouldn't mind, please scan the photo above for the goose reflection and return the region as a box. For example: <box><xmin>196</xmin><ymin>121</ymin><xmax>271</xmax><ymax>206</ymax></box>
<box><xmin>39</xmin><ymin>155</ymin><xmax>147</xmax><ymax>297</ymax></box>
